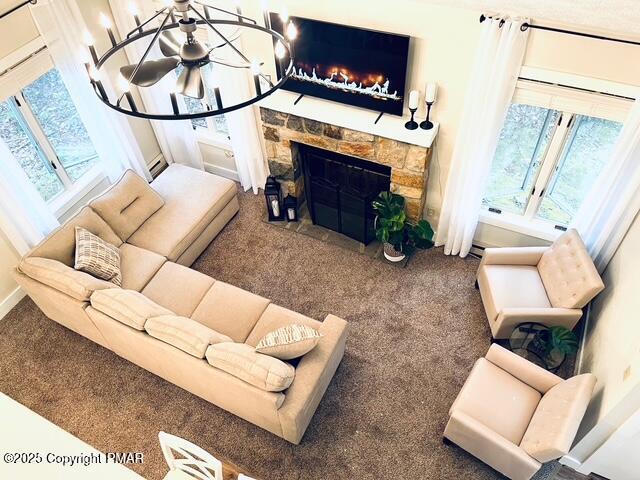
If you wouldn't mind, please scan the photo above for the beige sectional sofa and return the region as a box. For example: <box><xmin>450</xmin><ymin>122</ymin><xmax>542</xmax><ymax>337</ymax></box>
<box><xmin>14</xmin><ymin>164</ymin><xmax>348</xmax><ymax>444</ymax></box>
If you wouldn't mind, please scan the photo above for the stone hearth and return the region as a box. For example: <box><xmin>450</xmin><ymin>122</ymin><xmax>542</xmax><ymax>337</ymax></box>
<box><xmin>260</xmin><ymin>108</ymin><xmax>432</xmax><ymax>221</ymax></box>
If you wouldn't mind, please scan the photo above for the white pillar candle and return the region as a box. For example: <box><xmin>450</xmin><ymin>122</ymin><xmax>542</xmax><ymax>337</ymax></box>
<box><xmin>425</xmin><ymin>82</ymin><xmax>438</xmax><ymax>103</ymax></box>
<box><xmin>408</xmin><ymin>90</ymin><xmax>419</xmax><ymax>110</ymax></box>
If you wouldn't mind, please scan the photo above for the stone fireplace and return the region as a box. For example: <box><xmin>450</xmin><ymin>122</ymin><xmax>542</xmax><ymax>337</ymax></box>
<box><xmin>260</xmin><ymin>108</ymin><xmax>432</xmax><ymax>222</ymax></box>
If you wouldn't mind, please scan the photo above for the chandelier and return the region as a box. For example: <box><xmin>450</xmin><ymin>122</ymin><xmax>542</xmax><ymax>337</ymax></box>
<box><xmin>85</xmin><ymin>0</ymin><xmax>297</xmax><ymax>120</ymax></box>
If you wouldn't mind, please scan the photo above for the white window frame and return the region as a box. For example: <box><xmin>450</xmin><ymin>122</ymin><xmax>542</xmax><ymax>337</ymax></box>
<box><xmin>480</xmin><ymin>79</ymin><xmax>632</xmax><ymax>241</ymax></box>
<box><xmin>0</xmin><ymin>40</ymin><xmax>104</xmax><ymax>213</ymax></box>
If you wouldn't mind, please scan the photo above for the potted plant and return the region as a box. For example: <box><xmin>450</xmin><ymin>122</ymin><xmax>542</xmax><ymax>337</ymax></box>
<box><xmin>372</xmin><ymin>192</ymin><xmax>435</xmax><ymax>262</ymax></box>
<box><xmin>532</xmin><ymin>326</ymin><xmax>579</xmax><ymax>366</ymax></box>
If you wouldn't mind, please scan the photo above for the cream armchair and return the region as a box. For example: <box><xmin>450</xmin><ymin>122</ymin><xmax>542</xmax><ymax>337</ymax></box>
<box><xmin>477</xmin><ymin>229</ymin><xmax>604</xmax><ymax>339</ymax></box>
<box><xmin>444</xmin><ymin>344</ymin><xmax>596</xmax><ymax>480</ymax></box>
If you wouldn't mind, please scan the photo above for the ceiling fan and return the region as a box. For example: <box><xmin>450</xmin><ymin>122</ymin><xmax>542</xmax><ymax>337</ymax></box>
<box><xmin>87</xmin><ymin>0</ymin><xmax>297</xmax><ymax>120</ymax></box>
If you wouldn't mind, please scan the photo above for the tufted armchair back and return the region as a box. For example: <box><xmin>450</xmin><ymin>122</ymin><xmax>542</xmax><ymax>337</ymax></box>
<box><xmin>537</xmin><ymin>229</ymin><xmax>604</xmax><ymax>309</ymax></box>
<box><xmin>519</xmin><ymin>373</ymin><xmax>596</xmax><ymax>462</ymax></box>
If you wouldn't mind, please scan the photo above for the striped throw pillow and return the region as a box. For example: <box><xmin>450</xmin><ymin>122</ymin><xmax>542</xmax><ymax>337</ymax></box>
<box><xmin>255</xmin><ymin>324</ymin><xmax>321</xmax><ymax>360</ymax></box>
<box><xmin>74</xmin><ymin>227</ymin><xmax>122</xmax><ymax>286</ymax></box>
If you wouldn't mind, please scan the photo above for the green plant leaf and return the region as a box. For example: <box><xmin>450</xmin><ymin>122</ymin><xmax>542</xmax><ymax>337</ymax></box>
<box><xmin>372</xmin><ymin>191</ymin><xmax>405</xmax><ymax>218</ymax></box>
<box><xmin>549</xmin><ymin>326</ymin><xmax>579</xmax><ymax>355</ymax></box>
<box><xmin>407</xmin><ymin>220</ymin><xmax>435</xmax><ymax>249</ymax></box>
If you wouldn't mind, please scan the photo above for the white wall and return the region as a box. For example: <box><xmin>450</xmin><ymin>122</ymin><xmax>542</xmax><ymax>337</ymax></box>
<box><xmin>563</xmin><ymin>211</ymin><xmax>640</xmax><ymax>474</ymax></box>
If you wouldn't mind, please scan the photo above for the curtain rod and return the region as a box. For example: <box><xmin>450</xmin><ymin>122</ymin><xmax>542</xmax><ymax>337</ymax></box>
<box><xmin>0</xmin><ymin>0</ymin><xmax>37</xmax><ymax>21</ymax></box>
<box><xmin>479</xmin><ymin>14</ymin><xmax>640</xmax><ymax>47</ymax></box>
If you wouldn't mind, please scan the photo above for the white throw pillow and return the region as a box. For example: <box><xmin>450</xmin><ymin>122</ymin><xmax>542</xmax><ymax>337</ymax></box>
<box><xmin>255</xmin><ymin>324</ymin><xmax>321</xmax><ymax>360</ymax></box>
<box><xmin>74</xmin><ymin>226</ymin><xmax>122</xmax><ymax>286</ymax></box>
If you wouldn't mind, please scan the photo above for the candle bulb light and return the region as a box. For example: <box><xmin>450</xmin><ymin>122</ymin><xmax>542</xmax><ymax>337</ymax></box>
<box><xmin>405</xmin><ymin>89</ymin><xmax>419</xmax><ymax>130</ymax></box>
<box><xmin>90</xmin><ymin>67</ymin><xmax>108</xmax><ymax>101</ymax></box>
<box><xmin>261</xmin><ymin>0</ymin><xmax>270</xmax><ymax>29</ymax></box>
<box><xmin>169</xmin><ymin>91</ymin><xmax>180</xmax><ymax>115</ymax></box>
<box><xmin>129</xmin><ymin>2</ymin><xmax>142</xmax><ymax>33</ymax></box>
<box><xmin>251</xmin><ymin>61</ymin><xmax>262</xmax><ymax>95</ymax></box>
<box><xmin>420</xmin><ymin>82</ymin><xmax>438</xmax><ymax>130</ymax></box>
<box><xmin>84</xmin><ymin>31</ymin><xmax>99</xmax><ymax>65</ymax></box>
<box><xmin>213</xmin><ymin>87</ymin><xmax>223</xmax><ymax>109</ymax></box>
<box><xmin>100</xmin><ymin>13</ymin><xmax>117</xmax><ymax>47</ymax></box>
<box><xmin>274</xmin><ymin>40</ymin><xmax>287</xmax><ymax>76</ymax></box>
<box><xmin>117</xmin><ymin>74</ymin><xmax>137</xmax><ymax>113</ymax></box>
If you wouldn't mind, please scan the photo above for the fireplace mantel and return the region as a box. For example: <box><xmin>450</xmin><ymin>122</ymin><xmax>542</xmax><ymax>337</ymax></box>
<box><xmin>258</xmin><ymin>90</ymin><xmax>439</xmax><ymax>149</ymax></box>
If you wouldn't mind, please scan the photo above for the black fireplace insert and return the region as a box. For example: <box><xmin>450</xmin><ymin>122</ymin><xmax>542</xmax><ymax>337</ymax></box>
<box><xmin>298</xmin><ymin>144</ymin><xmax>391</xmax><ymax>244</ymax></box>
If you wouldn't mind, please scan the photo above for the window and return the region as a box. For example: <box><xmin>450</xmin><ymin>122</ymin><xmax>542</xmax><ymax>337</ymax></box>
<box><xmin>0</xmin><ymin>67</ymin><xmax>99</xmax><ymax>203</ymax></box>
<box><xmin>482</xmin><ymin>81</ymin><xmax>627</xmax><ymax>230</ymax></box>
<box><xmin>177</xmin><ymin>64</ymin><xmax>230</xmax><ymax>140</ymax></box>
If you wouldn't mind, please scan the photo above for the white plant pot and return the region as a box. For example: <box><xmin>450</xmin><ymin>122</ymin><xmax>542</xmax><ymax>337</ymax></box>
<box><xmin>383</xmin><ymin>242</ymin><xmax>406</xmax><ymax>262</ymax></box>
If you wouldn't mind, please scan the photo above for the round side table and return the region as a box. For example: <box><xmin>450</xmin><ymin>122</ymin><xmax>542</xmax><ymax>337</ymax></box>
<box><xmin>508</xmin><ymin>322</ymin><xmax>566</xmax><ymax>372</ymax></box>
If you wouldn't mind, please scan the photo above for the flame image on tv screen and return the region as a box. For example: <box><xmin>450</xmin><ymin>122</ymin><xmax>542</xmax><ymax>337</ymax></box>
<box><xmin>271</xmin><ymin>15</ymin><xmax>410</xmax><ymax>116</ymax></box>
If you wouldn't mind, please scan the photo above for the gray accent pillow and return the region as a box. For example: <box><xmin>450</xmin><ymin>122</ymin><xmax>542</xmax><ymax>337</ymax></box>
<box><xmin>74</xmin><ymin>226</ymin><xmax>122</xmax><ymax>286</ymax></box>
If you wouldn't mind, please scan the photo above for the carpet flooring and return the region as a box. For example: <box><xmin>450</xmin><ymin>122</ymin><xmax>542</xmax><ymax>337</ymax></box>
<box><xmin>1</xmin><ymin>189</ymin><xmax>569</xmax><ymax>480</ymax></box>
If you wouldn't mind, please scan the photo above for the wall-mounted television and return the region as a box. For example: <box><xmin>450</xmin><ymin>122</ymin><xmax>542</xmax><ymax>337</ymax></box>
<box><xmin>270</xmin><ymin>14</ymin><xmax>410</xmax><ymax>116</ymax></box>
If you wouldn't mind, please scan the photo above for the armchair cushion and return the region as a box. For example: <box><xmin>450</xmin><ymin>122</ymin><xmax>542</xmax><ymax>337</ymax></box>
<box><xmin>449</xmin><ymin>357</ymin><xmax>541</xmax><ymax>444</ymax></box>
<box><xmin>537</xmin><ymin>229</ymin><xmax>604</xmax><ymax>309</ymax></box>
<box><xmin>480</xmin><ymin>246</ymin><xmax>548</xmax><ymax>267</ymax></box>
<box><xmin>485</xmin><ymin>344</ymin><xmax>562</xmax><ymax>394</ymax></box>
<box><xmin>445</xmin><ymin>411</ymin><xmax>541</xmax><ymax>480</ymax></box>
<box><xmin>478</xmin><ymin>265</ymin><xmax>550</xmax><ymax>324</ymax></box>
<box><xmin>520</xmin><ymin>373</ymin><xmax>597</xmax><ymax>462</ymax></box>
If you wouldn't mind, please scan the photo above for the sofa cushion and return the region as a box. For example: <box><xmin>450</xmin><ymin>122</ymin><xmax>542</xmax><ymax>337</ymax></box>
<box><xmin>245</xmin><ymin>304</ymin><xmax>323</xmax><ymax>348</ymax></box>
<box><xmin>146</xmin><ymin>314</ymin><xmax>232</xmax><ymax>358</ymax></box>
<box><xmin>191</xmin><ymin>281</ymin><xmax>271</xmax><ymax>342</ymax></box>
<box><xmin>27</xmin><ymin>206</ymin><xmax>122</xmax><ymax>267</ymax></box>
<box><xmin>90</xmin><ymin>288</ymin><xmax>172</xmax><ymax>330</ymax></box>
<box><xmin>119</xmin><ymin>243</ymin><xmax>166</xmax><ymax>291</ymax></box>
<box><xmin>256</xmin><ymin>324</ymin><xmax>322</xmax><ymax>360</ymax></box>
<box><xmin>74</xmin><ymin>227</ymin><xmax>122</xmax><ymax>286</ymax></box>
<box><xmin>127</xmin><ymin>164</ymin><xmax>237</xmax><ymax>262</ymax></box>
<box><xmin>449</xmin><ymin>357</ymin><xmax>541</xmax><ymax>445</ymax></box>
<box><xmin>142</xmin><ymin>262</ymin><xmax>215</xmax><ymax>317</ymax></box>
<box><xmin>19</xmin><ymin>257</ymin><xmax>115</xmax><ymax>301</ymax></box>
<box><xmin>537</xmin><ymin>229</ymin><xmax>604</xmax><ymax>309</ymax></box>
<box><xmin>520</xmin><ymin>374</ymin><xmax>596</xmax><ymax>462</ymax></box>
<box><xmin>89</xmin><ymin>170</ymin><xmax>164</xmax><ymax>241</ymax></box>
<box><xmin>206</xmin><ymin>343</ymin><xmax>295</xmax><ymax>392</ymax></box>
<box><xmin>478</xmin><ymin>264</ymin><xmax>551</xmax><ymax>323</ymax></box>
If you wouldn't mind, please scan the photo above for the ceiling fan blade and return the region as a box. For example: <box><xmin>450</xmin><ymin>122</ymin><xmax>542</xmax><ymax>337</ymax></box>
<box><xmin>159</xmin><ymin>30</ymin><xmax>182</xmax><ymax>58</ymax></box>
<box><xmin>176</xmin><ymin>65</ymin><xmax>205</xmax><ymax>99</ymax></box>
<box><xmin>120</xmin><ymin>58</ymin><xmax>180</xmax><ymax>87</ymax></box>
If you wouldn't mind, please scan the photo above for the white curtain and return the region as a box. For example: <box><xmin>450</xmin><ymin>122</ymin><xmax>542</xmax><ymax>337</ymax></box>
<box><xmin>30</xmin><ymin>0</ymin><xmax>151</xmax><ymax>182</ymax></box>
<box><xmin>436</xmin><ymin>17</ymin><xmax>530</xmax><ymax>257</ymax></box>
<box><xmin>208</xmin><ymin>37</ymin><xmax>268</xmax><ymax>193</ymax></box>
<box><xmin>571</xmin><ymin>97</ymin><xmax>640</xmax><ymax>272</ymax></box>
<box><xmin>108</xmin><ymin>0</ymin><xmax>204</xmax><ymax>170</ymax></box>
<box><xmin>0</xmin><ymin>141</ymin><xmax>59</xmax><ymax>255</ymax></box>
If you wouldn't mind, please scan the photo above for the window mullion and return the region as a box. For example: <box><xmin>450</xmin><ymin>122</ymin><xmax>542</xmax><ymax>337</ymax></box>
<box><xmin>524</xmin><ymin>112</ymin><xmax>572</xmax><ymax>219</ymax></box>
<box><xmin>16</xmin><ymin>91</ymin><xmax>73</xmax><ymax>189</ymax></box>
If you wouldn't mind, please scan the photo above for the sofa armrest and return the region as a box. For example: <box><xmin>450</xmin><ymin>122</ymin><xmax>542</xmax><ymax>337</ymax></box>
<box><xmin>492</xmin><ymin>307</ymin><xmax>583</xmax><ymax>339</ymax></box>
<box><xmin>445</xmin><ymin>410</ymin><xmax>541</xmax><ymax>480</ymax></box>
<box><xmin>480</xmin><ymin>247</ymin><xmax>548</xmax><ymax>269</ymax></box>
<box><xmin>486</xmin><ymin>344</ymin><xmax>562</xmax><ymax>394</ymax></box>
<box><xmin>277</xmin><ymin>314</ymin><xmax>348</xmax><ymax>444</ymax></box>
